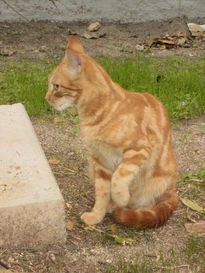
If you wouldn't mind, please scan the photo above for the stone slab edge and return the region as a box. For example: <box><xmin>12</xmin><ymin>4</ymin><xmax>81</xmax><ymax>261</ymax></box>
<box><xmin>0</xmin><ymin>103</ymin><xmax>66</xmax><ymax>249</ymax></box>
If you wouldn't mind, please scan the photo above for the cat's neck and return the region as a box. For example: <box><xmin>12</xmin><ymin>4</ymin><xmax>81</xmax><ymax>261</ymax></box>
<box><xmin>77</xmin><ymin>67</ymin><xmax>125</xmax><ymax>126</ymax></box>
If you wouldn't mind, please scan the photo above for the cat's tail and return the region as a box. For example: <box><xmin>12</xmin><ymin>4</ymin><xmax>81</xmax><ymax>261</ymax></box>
<box><xmin>113</xmin><ymin>190</ymin><xmax>178</xmax><ymax>227</ymax></box>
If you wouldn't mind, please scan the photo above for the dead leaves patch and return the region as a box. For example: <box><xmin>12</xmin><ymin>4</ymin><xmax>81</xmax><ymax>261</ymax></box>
<box><xmin>0</xmin><ymin>48</ymin><xmax>16</xmax><ymax>56</ymax></box>
<box><xmin>185</xmin><ymin>221</ymin><xmax>205</xmax><ymax>236</ymax></box>
<box><xmin>148</xmin><ymin>33</ymin><xmax>192</xmax><ymax>50</ymax></box>
<box><xmin>48</xmin><ymin>158</ymin><xmax>60</xmax><ymax>165</ymax></box>
<box><xmin>180</xmin><ymin>197</ymin><xmax>204</xmax><ymax>213</ymax></box>
<box><xmin>66</xmin><ymin>219</ymin><xmax>76</xmax><ymax>231</ymax></box>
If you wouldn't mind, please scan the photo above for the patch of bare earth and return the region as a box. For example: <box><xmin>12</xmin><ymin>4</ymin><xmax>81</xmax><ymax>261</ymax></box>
<box><xmin>173</xmin><ymin>117</ymin><xmax>205</xmax><ymax>172</ymax></box>
<box><xmin>35</xmin><ymin>117</ymin><xmax>205</xmax><ymax>273</ymax></box>
<box><xmin>0</xmin><ymin>18</ymin><xmax>205</xmax><ymax>62</ymax></box>
<box><xmin>0</xmin><ymin>19</ymin><xmax>204</xmax><ymax>273</ymax></box>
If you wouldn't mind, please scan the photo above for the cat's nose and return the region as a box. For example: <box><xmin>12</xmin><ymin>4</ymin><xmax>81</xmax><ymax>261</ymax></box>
<box><xmin>45</xmin><ymin>93</ymin><xmax>50</xmax><ymax>102</ymax></box>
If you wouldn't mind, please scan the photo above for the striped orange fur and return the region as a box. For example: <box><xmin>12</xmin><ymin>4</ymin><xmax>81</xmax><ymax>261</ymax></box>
<box><xmin>45</xmin><ymin>37</ymin><xmax>178</xmax><ymax>227</ymax></box>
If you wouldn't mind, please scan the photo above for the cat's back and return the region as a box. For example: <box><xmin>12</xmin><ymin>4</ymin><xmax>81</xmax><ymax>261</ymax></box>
<box><xmin>126</xmin><ymin>91</ymin><xmax>168</xmax><ymax>115</ymax></box>
<box><xmin>119</xmin><ymin>91</ymin><xmax>171</xmax><ymax>129</ymax></box>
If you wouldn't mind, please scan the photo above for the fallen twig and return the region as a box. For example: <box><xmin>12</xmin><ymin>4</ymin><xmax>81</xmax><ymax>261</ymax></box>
<box><xmin>0</xmin><ymin>249</ymin><xmax>8</xmax><ymax>256</ymax></box>
<box><xmin>0</xmin><ymin>259</ymin><xmax>10</xmax><ymax>269</ymax></box>
<box><xmin>156</xmin><ymin>264</ymin><xmax>189</xmax><ymax>270</ymax></box>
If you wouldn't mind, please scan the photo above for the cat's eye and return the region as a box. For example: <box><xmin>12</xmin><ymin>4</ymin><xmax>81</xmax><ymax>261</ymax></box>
<box><xmin>53</xmin><ymin>83</ymin><xmax>60</xmax><ymax>90</ymax></box>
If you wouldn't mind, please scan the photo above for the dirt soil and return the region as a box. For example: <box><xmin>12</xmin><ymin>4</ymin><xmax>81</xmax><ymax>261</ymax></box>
<box><xmin>0</xmin><ymin>18</ymin><xmax>205</xmax><ymax>61</ymax></box>
<box><xmin>0</xmin><ymin>19</ymin><xmax>204</xmax><ymax>273</ymax></box>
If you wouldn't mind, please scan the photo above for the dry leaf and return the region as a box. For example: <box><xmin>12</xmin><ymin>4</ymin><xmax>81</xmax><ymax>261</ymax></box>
<box><xmin>83</xmin><ymin>225</ymin><xmax>103</xmax><ymax>233</ymax></box>
<box><xmin>49</xmin><ymin>252</ymin><xmax>56</xmax><ymax>263</ymax></box>
<box><xmin>87</xmin><ymin>22</ymin><xmax>101</xmax><ymax>32</ymax></box>
<box><xmin>53</xmin><ymin>116</ymin><xmax>62</xmax><ymax>124</ymax></box>
<box><xmin>177</xmin><ymin>37</ymin><xmax>187</xmax><ymax>46</ymax></box>
<box><xmin>111</xmin><ymin>224</ymin><xmax>117</xmax><ymax>234</ymax></box>
<box><xmin>156</xmin><ymin>254</ymin><xmax>160</xmax><ymax>262</ymax></box>
<box><xmin>107</xmin><ymin>234</ymin><xmax>134</xmax><ymax>245</ymax></box>
<box><xmin>180</xmin><ymin>197</ymin><xmax>204</xmax><ymax>212</ymax></box>
<box><xmin>66</xmin><ymin>219</ymin><xmax>76</xmax><ymax>231</ymax></box>
<box><xmin>48</xmin><ymin>158</ymin><xmax>60</xmax><ymax>165</ymax></box>
<box><xmin>81</xmin><ymin>31</ymin><xmax>106</xmax><ymax>39</ymax></box>
<box><xmin>158</xmin><ymin>39</ymin><xmax>175</xmax><ymax>45</ymax></box>
<box><xmin>0</xmin><ymin>48</ymin><xmax>16</xmax><ymax>56</ymax></box>
<box><xmin>66</xmin><ymin>202</ymin><xmax>72</xmax><ymax>216</ymax></box>
<box><xmin>66</xmin><ymin>202</ymin><xmax>72</xmax><ymax>209</ymax></box>
<box><xmin>185</xmin><ymin>221</ymin><xmax>205</xmax><ymax>236</ymax></box>
<box><xmin>81</xmin><ymin>31</ymin><xmax>95</xmax><ymax>39</ymax></box>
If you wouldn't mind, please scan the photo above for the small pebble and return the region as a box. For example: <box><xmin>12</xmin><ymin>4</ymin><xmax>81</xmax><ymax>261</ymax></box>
<box><xmin>136</xmin><ymin>44</ymin><xmax>144</xmax><ymax>51</ymax></box>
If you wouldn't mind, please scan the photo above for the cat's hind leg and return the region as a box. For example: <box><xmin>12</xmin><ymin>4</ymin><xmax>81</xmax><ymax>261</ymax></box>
<box><xmin>111</xmin><ymin>147</ymin><xmax>151</xmax><ymax>208</ymax></box>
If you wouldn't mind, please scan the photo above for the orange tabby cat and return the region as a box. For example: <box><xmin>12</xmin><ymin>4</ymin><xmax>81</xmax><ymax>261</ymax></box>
<box><xmin>45</xmin><ymin>37</ymin><xmax>178</xmax><ymax>227</ymax></box>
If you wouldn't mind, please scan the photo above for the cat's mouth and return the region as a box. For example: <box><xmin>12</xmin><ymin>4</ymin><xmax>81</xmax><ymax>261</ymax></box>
<box><xmin>53</xmin><ymin>100</ymin><xmax>74</xmax><ymax>112</ymax></box>
<box><xmin>45</xmin><ymin>92</ymin><xmax>74</xmax><ymax>111</ymax></box>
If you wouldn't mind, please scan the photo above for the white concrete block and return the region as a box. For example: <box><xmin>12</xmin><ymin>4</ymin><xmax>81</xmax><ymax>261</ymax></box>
<box><xmin>0</xmin><ymin>103</ymin><xmax>66</xmax><ymax>248</ymax></box>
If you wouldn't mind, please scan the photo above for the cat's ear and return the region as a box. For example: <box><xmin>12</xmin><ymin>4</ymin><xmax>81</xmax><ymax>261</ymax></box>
<box><xmin>66</xmin><ymin>48</ymin><xmax>82</xmax><ymax>75</ymax></box>
<box><xmin>67</xmin><ymin>36</ymin><xmax>84</xmax><ymax>53</ymax></box>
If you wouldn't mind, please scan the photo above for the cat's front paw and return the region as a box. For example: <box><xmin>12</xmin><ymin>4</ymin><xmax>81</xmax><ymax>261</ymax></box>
<box><xmin>81</xmin><ymin>212</ymin><xmax>103</xmax><ymax>225</ymax></box>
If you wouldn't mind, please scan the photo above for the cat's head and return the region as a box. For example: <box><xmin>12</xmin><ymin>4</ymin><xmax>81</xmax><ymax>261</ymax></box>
<box><xmin>45</xmin><ymin>37</ymin><xmax>85</xmax><ymax>111</ymax></box>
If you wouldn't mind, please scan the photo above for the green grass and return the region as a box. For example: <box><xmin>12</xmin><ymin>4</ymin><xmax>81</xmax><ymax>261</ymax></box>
<box><xmin>0</xmin><ymin>62</ymin><xmax>54</xmax><ymax>116</ymax></box>
<box><xmin>98</xmin><ymin>56</ymin><xmax>205</xmax><ymax>120</ymax></box>
<box><xmin>178</xmin><ymin>167</ymin><xmax>205</xmax><ymax>217</ymax></box>
<box><xmin>105</xmin><ymin>237</ymin><xmax>205</xmax><ymax>273</ymax></box>
<box><xmin>105</xmin><ymin>232</ymin><xmax>205</xmax><ymax>273</ymax></box>
<box><xmin>106</xmin><ymin>258</ymin><xmax>152</xmax><ymax>273</ymax></box>
<box><xmin>0</xmin><ymin>56</ymin><xmax>205</xmax><ymax>119</ymax></box>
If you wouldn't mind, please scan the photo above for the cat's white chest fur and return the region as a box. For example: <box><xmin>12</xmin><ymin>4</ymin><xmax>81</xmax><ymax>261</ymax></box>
<box><xmin>88</xmin><ymin>140</ymin><xmax>122</xmax><ymax>172</ymax></box>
